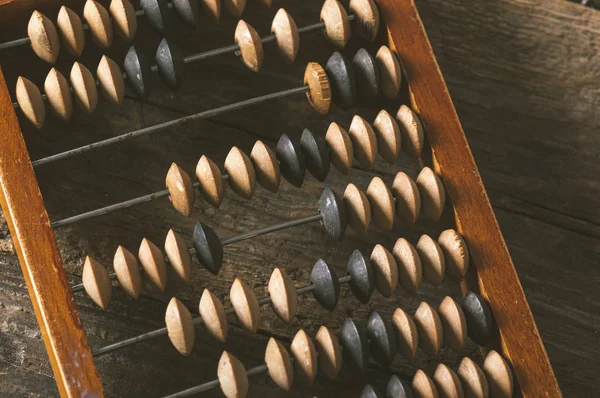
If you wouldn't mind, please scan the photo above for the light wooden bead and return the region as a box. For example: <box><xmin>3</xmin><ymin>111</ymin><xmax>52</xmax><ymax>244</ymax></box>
<box><xmin>82</xmin><ymin>256</ymin><xmax>112</xmax><ymax>309</ymax></box>
<box><xmin>268</xmin><ymin>268</ymin><xmax>297</xmax><ymax>323</ymax></box>
<box><xmin>392</xmin><ymin>307</ymin><xmax>419</xmax><ymax>360</ymax></box>
<box><xmin>196</xmin><ymin>155</ymin><xmax>224</xmax><ymax>208</ymax></box>
<box><xmin>138</xmin><ymin>238</ymin><xmax>168</xmax><ymax>292</ymax></box>
<box><xmin>417</xmin><ymin>167</ymin><xmax>446</xmax><ymax>221</ymax></box>
<box><xmin>57</xmin><ymin>6</ymin><xmax>85</xmax><ymax>57</ymax></box>
<box><xmin>349</xmin><ymin>115</ymin><xmax>378</xmax><ymax>170</ymax></box>
<box><xmin>291</xmin><ymin>329</ymin><xmax>317</xmax><ymax>385</ymax></box>
<box><xmin>84</xmin><ymin>0</ymin><xmax>114</xmax><ymax>48</ymax></box>
<box><xmin>271</xmin><ymin>8</ymin><xmax>299</xmax><ymax>64</ymax></box>
<box><xmin>218</xmin><ymin>351</ymin><xmax>249</xmax><ymax>398</ymax></box>
<box><xmin>417</xmin><ymin>234</ymin><xmax>445</xmax><ymax>286</ymax></box>
<box><xmin>44</xmin><ymin>68</ymin><xmax>73</xmax><ymax>122</ymax></box>
<box><xmin>224</xmin><ymin>0</ymin><xmax>247</xmax><ymax>17</ymax></box>
<box><xmin>165</xmin><ymin>229</ymin><xmax>192</xmax><ymax>282</ymax></box>
<box><xmin>28</xmin><ymin>11</ymin><xmax>60</xmax><ymax>64</ymax></box>
<box><xmin>370</xmin><ymin>244</ymin><xmax>398</xmax><ymax>298</ymax></box>
<box><xmin>414</xmin><ymin>302</ymin><xmax>443</xmax><ymax>357</ymax></box>
<box><xmin>224</xmin><ymin>147</ymin><xmax>256</xmax><ymax>199</ymax></box>
<box><xmin>97</xmin><ymin>55</ymin><xmax>125</xmax><ymax>105</ymax></box>
<box><xmin>343</xmin><ymin>183</ymin><xmax>371</xmax><ymax>235</ymax></box>
<box><xmin>113</xmin><ymin>245</ymin><xmax>142</xmax><ymax>299</ymax></box>
<box><xmin>438</xmin><ymin>229</ymin><xmax>469</xmax><ymax>282</ymax></box>
<box><xmin>304</xmin><ymin>62</ymin><xmax>331</xmax><ymax>115</ymax></box>
<box><xmin>434</xmin><ymin>364</ymin><xmax>464</xmax><ymax>398</ymax></box>
<box><xmin>234</xmin><ymin>20</ymin><xmax>263</xmax><ymax>72</ymax></box>
<box><xmin>349</xmin><ymin>0</ymin><xmax>380</xmax><ymax>41</ymax></box>
<box><xmin>16</xmin><ymin>77</ymin><xmax>45</xmax><ymax>129</ymax></box>
<box><xmin>483</xmin><ymin>350</ymin><xmax>514</xmax><ymax>398</ymax></box>
<box><xmin>325</xmin><ymin>122</ymin><xmax>353</xmax><ymax>174</ymax></box>
<box><xmin>202</xmin><ymin>0</ymin><xmax>221</xmax><ymax>21</ymax></box>
<box><xmin>165</xmin><ymin>297</ymin><xmax>195</xmax><ymax>355</ymax></box>
<box><xmin>250</xmin><ymin>140</ymin><xmax>280</xmax><ymax>193</ymax></box>
<box><xmin>166</xmin><ymin>162</ymin><xmax>195</xmax><ymax>217</ymax></box>
<box><xmin>320</xmin><ymin>0</ymin><xmax>351</xmax><ymax>48</ymax></box>
<box><xmin>70</xmin><ymin>62</ymin><xmax>98</xmax><ymax>114</ymax></box>
<box><xmin>438</xmin><ymin>296</ymin><xmax>467</xmax><ymax>351</ymax></box>
<box><xmin>396</xmin><ymin>105</ymin><xmax>425</xmax><ymax>158</ymax></box>
<box><xmin>376</xmin><ymin>46</ymin><xmax>402</xmax><ymax>100</ymax></box>
<box><xmin>265</xmin><ymin>338</ymin><xmax>294</xmax><ymax>391</ymax></box>
<box><xmin>109</xmin><ymin>0</ymin><xmax>137</xmax><ymax>41</ymax></box>
<box><xmin>367</xmin><ymin>176</ymin><xmax>395</xmax><ymax>230</ymax></box>
<box><xmin>315</xmin><ymin>325</ymin><xmax>342</xmax><ymax>380</ymax></box>
<box><xmin>393</xmin><ymin>238</ymin><xmax>422</xmax><ymax>294</ymax></box>
<box><xmin>458</xmin><ymin>357</ymin><xmax>489</xmax><ymax>398</ymax></box>
<box><xmin>230</xmin><ymin>278</ymin><xmax>261</xmax><ymax>333</ymax></box>
<box><xmin>199</xmin><ymin>289</ymin><xmax>228</xmax><ymax>342</ymax></box>
<box><xmin>373</xmin><ymin>109</ymin><xmax>401</xmax><ymax>162</ymax></box>
<box><xmin>392</xmin><ymin>171</ymin><xmax>421</xmax><ymax>225</ymax></box>
<box><xmin>413</xmin><ymin>369</ymin><xmax>440</xmax><ymax>398</ymax></box>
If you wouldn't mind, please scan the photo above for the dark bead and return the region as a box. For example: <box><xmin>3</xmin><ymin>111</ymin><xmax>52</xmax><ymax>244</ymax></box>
<box><xmin>141</xmin><ymin>0</ymin><xmax>171</xmax><ymax>32</ymax></box>
<box><xmin>462</xmin><ymin>291</ymin><xmax>496</xmax><ymax>346</ymax></box>
<box><xmin>193</xmin><ymin>222</ymin><xmax>223</xmax><ymax>275</ymax></box>
<box><xmin>318</xmin><ymin>187</ymin><xmax>347</xmax><ymax>240</ymax></box>
<box><xmin>172</xmin><ymin>0</ymin><xmax>199</xmax><ymax>27</ymax></box>
<box><xmin>311</xmin><ymin>259</ymin><xmax>340</xmax><ymax>311</ymax></box>
<box><xmin>361</xmin><ymin>384</ymin><xmax>382</xmax><ymax>398</ymax></box>
<box><xmin>340</xmin><ymin>317</ymin><xmax>369</xmax><ymax>371</ymax></box>
<box><xmin>325</xmin><ymin>52</ymin><xmax>356</xmax><ymax>110</ymax></box>
<box><xmin>353</xmin><ymin>48</ymin><xmax>380</xmax><ymax>102</ymax></box>
<box><xmin>366</xmin><ymin>311</ymin><xmax>397</xmax><ymax>367</ymax></box>
<box><xmin>300</xmin><ymin>128</ymin><xmax>330</xmax><ymax>182</ymax></box>
<box><xmin>347</xmin><ymin>250</ymin><xmax>374</xmax><ymax>304</ymax></box>
<box><xmin>124</xmin><ymin>46</ymin><xmax>152</xmax><ymax>99</ymax></box>
<box><xmin>276</xmin><ymin>134</ymin><xmax>306</xmax><ymax>188</ymax></box>
<box><xmin>156</xmin><ymin>38</ymin><xmax>185</xmax><ymax>91</ymax></box>
<box><xmin>386</xmin><ymin>375</ymin><xmax>414</xmax><ymax>398</ymax></box>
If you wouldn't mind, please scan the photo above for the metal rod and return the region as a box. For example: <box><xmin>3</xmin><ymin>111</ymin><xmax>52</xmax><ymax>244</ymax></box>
<box><xmin>221</xmin><ymin>214</ymin><xmax>323</xmax><ymax>246</ymax></box>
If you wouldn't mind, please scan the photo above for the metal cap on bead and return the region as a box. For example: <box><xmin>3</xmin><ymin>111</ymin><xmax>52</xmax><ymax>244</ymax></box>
<box><xmin>462</xmin><ymin>291</ymin><xmax>495</xmax><ymax>347</ymax></box>
<box><xmin>300</xmin><ymin>128</ymin><xmax>330</xmax><ymax>182</ymax></box>
<box><xmin>339</xmin><ymin>317</ymin><xmax>369</xmax><ymax>372</ymax></box>
<box><xmin>192</xmin><ymin>222</ymin><xmax>224</xmax><ymax>274</ymax></box>
<box><xmin>317</xmin><ymin>187</ymin><xmax>347</xmax><ymax>240</ymax></box>
<box><xmin>124</xmin><ymin>45</ymin><xmax>152</xmax><ymax>99</ymax></box>
<box><xmin>311</xmin><ymin>259</ymin><xmax>340</xmax><ymax>311</ymax></box>
<box><xmin>347</xmin><ymin>249</ymin><xmax>374</xmax><ymax>303</ymax></box>
<box><xmin>156</xmin><ymin>38</ymin><xmax>185</xmax><ymax>91</ymax></box>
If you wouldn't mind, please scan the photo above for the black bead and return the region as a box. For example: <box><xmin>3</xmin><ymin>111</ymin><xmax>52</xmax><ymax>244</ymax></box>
<box><xmin>311</xmin><ymin>259</ymin><xmax>340</xmax><ymax>311</ymax></box>
<box><xmin>339</xmin><ymin>317</ymin><xmax>369</xmax><ymax>371</ymax></box>
<box><xmin>141</xmin><ymin>0</ymin><xmax>171</xmax><ymax>32</ymax></box>
<box><xmin>325</xmin><ymin>52</ymin><xmax>357</xmax><ymax>110</ymax></box>
<box><xmin>361</xmin><ymin>384</ymin><xmax>382</xmax><ymax>398</ymax></box>
<box><xmin>300</xmin><ymin>128</ymin><xmax>330</xmax><ymax>182</ymax></box>
<box><xmin>353</xmin><ymin>48</ymin><xmax>380</xmax><ymax>102</ymax></box>
<box><xmin>276</xmin><ymin>134</ymin><xmax>306</xmax><ymax>188</ymax></box>
<box><xmin>347</xmin><ymin>250</ymin><xmax>374</xmax><ymax>304</ymax></box>
<box><xmin>192</xmin><ymin>222</ymin><xmax>223</xmax><ymax>275</ymax></box>
<box><xmin>462</xmin><ymin>291</ymin><xmax>496</xmax><ymax>346</ymax></box>
<box><xmin>318</xmin><ymin>187</ymin><xmax>347</xmax><ymax>240</ymax></box>
<box><xmin>156</xmin><ymin>38</ymin><xmax>185</xmax><ymax>91</ymax></box>
<box><xmin>386</xmin><ymin>375</ymin><xmax>414</xmax><ymax>398</ymax></box>
<box><xmin>124</xmin><ymin>46</ymin><xmax>152</xmax><ymax>99</ymax></box>
<box><xmin>366</xmin><ymin>311</ymin><xmax>397</xmax><ymax>367</ymax></box>
<box><xmin>172</xmin><ymin>0</ymin><xmax>199</xmax><ymax>27</ymax></box>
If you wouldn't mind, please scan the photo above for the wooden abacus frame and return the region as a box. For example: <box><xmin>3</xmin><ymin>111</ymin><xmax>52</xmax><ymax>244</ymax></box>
<box><xmin>0</xmin><ymin>0</ymin><xmax>561</xmax><ymax>397</ymax></box>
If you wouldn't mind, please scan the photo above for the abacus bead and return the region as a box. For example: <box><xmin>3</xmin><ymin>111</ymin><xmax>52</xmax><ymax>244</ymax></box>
<box><xmin>462</xmin><ymin>291</ymin><xmax>495</xmax><ymax>347</ymax></box>
<box><xmin>82</xmin><ymin>256</ymin><xmax>112</xmax><ymax>309</ymax></box>
<box><xmin>340</xmin><ymin>318</ymin><xmax>369</xmax><ymax>372</ymax></box>
<box><xmin>83</xmin><ymin>0</ymin><xmax>113</xmax><ymax>49</ymax></box>
<box><xmin>344</xmin><ymin>183</ymin><xmax>371</xmax><ymax>235</ymax></box>
<box><xmin>347</xmin><ymin>250</ymin><xmax>374</xmax><ymax>304</ymax></box>
<box><xmin>349</xmin><ymin>0</ymin><xmax>380</xmax><ymax>41</ymax></box>
<box><xmin>44</xmin><ymin>68</ymin><xmax>72</xmax><ymax>122</ymax></box>
<box><xmin>349</xmin><ymin>115</ymin><xmax>378</xmax><ymax>170</ymax></box>
<box><xmin>318</xmin><ymin>187</ymin><xmax>347</xmax><ymax>240</ymax></box>
<box><xmin>392</xmin><ymin>171</ymin><xmax>421</xmax><ymax>225</ymax></box>
<box><xmin>291</xmin><ymin>330</ymin><xmax>317</xmax><ymax>385</ymax></box>
<box><xmin>250</xmin><ymin>140</ymin><xmax>280</xmax><ymax>193</ymax></box>
<box><xmin>97</xmin><ymin>55</ymin><xmax>125</xmax><ymax>105</ymax></box>
<box><xmin>367</xmin><ymin>311</ymin><xmax>397</xmax><ymax>367</ymax></box>
<box><xmin>192</xmin><ymin>222</ymin><xmax>224</xmax><ymax>274</ymax></box>
<box><xmin>276</xmin><ymin>134</ymin><xmax>306</xmax><ymax>188</ymax></box>
<box><xmin>367</xmin><ymin>176</ymin><xmax>395</xmax><ymax>230</ymax></box>
<box><xmin>370</xmin><ymin>244</ymin><xmax>398</xmax><ymax>298</ymax></box>
<box><xmin>165</xmin><ymin>229</ymin><xmax>192</xmax><ymax>282</ymax></box>
<box><xmin>268</xmin><ymin>268</ymin><xmax>298</xmax><ymax>323</ymax></box>
<box><xmin>304</xmin><ymin>62</ymin><xmax>332</xmax><ymax>115</ymax></box>
<box><xmin>199</xmin><ymin>289</ymin><xmax>228</xmax><ymax>342</ymax></box>
<box><xmin>265</xmin><ymin>338</ymin><xmax>294</xmax><ymax>391</ymax></box>
<box><xmin>392</xmin><ymin>307</ymin><xmax>419</xmax><ymax>360</ymax></box>
<box><xmin>416</xmin><ymin>234</ymin><xmax>445</xmax><ymax>286</ymax></box>
<box><xmin>113</xmin><ymin>245</ymin><xmax>142</xmax><ymax>299</ymax></box>
<box><xmin>325</xmin><ymin>122</ymin><xmax>353</xmax><ymax>174</ymax></box>
<box><xmin>141</xmin><ymin>0</ymin><xmax>170</xmax><ymax>32</ymax></box>
<box><xmin>353</xmin><ymin>49</ymin><xmax>380</xmax><ymax>102</ymax></box>
<box><xmin>156</xmin><ymin>38</ymin><xmax>185</xmax><ymax>91</ymax></box>
<box><xmin>224</xmin><ymin>0</ymin><xmax>247</xmax><ymax>17</ymax></box>
<box><xmin>414</xmin><ymin>302</ymin><xmax>443</xmax><ymax>356</ymax></box>
<box><xmin>225</xmin><ymin>146</ymin><xmax>256</xmax><ymax>199</ymax></box>
<box><xmin>387</xmin><ymin>375</ymin><xmax>415</xmax><ymax>398</ymax></box>
<box><xmin>196</xmin><ymin>155</ymin><xmax>225</xmax><ymax>207</ymax></box>
<box><xmin>57</xmin><ymin>6</ymin><xmax>85</xmax><ymax>57</ymax></box>
<box><xmin>458</xmin><ymin>358</ymin><xmax>489</xmax><ymax>398</ymax></box>
<box><xmin>438</xmin><ymin>229</ymin><xmax>469</xmax><ymax>281</ymax></box>
<box><xmin>218</xmin><ymin>351</ymin><xmax>248</xmax><ymax>398</ymax></box>
<box><xmin>28</xmin><ymin>11</ymin><xmax>60</xmax><ymax>64</ymax></box>
<box><xmin>362</xmin><ymin>384</ymin><xmax>382</xmax><ymax>398</ymax></box>
<box><xmin>483</xmin><ymin>351</ymin><xmax>514</xmax><ymax>398</ymax></box>
<box><xmin>271</xmin><ymin>8</ymin><xmax>299</xmax><ymax>64</ymax></box>
<box><xmin>230</xmin><ymin>278</ymin><xmax>261</xmax><ymax>333</ymax></box>
<box><xmin>393</xmin><ymin>238</ymin><xmax>422</xmax><ymax>294</ymax></box>
<box><xmin>325</xmin><ymin>52</ymin><xmax>356</xmax><ymax>110</ymax></box>
<box><xmin>374</xmin><ymin>109</ymin><xmax>402</xmax><ymax>162</ymax></box>
<box><xmin>138</xmin><ymin>238</ymin><xmax>168</xmax><ymax>291</ymax></box>
<box><xmin>320</xmin><ymin>0</ymin><xmax>351</xmax><ymax>48</ymax></box>
<box><xmin>16</xmin><ymin>77</ymin><xmax>45</xmax><ymax>128</ymax></box>
<box><xmin>396</xmin><ymin>105</ymin><xmax>425</xmax><ymax>158</ymax></box>
<box><xmin>300</xmin><ymin>128</ymin><xmax>330</xmax><ymax>182</ymax></box>
<box><xmin>433</xmin><ymin>364</ymin><xmax>464</xmax><ymax>398</ymax></box>
<box><xmin>413</xmin><ymin>370</ymin><xmax>439</xmax><ymax>398</ymax></box>
<box><xmin>202</xmin><ymin>0</ymin><xmax>221</xmax><ymax>21</ymax></box>
<box><xmin>438</xmin><ymin>296</ymin><xmax>467</xmax><ymax>351</ymax></box>
<box><xmin>166</xmin><ymin>163</ymin><xmax>195</xmax><ymax>217</ymax></box>
<box><xmin>172</xmin><ymin>0</ymin><xmax>199</xmax><ymax>27</ymax></box>
<box><xmin>311</xmin><ymin>259</ymin><xmax>340</xmax><ymax>311</ymax></box>
<box><xmin>315</xmin><ymin>326</ymin><xmax>342</xmax><ymax>380</ymax></box>
<box><xmin>417</xmin><ymin>167</ymin><xmax>446</xmax><ymax>221</ymax></box>
<box><xmin>70</xmin><ymin>62</ymin><xmax>98</xmax><ymax>114</ymax></box>
<box><xmin>165</xmin><ymin>297</ymin><xmax>195</xmax><ymax>355</ymax></box>
<box><xmin>235</xmin><ymin>21</ymin><xmax>263</xmax><ymax>72</ymax></box>
<box><xmin>124</xmin><ymin>46</ymin><xmax>152</xmax><ymax>99</ymax></box>
<box><xmin>110</xmin><ymin>0</ymin><xmax>137</xmax><ymax>41</ymax></box>
<box><xmin>376</xmin><ymin>46</ymin><xmax>402</xmax><ymax>99</ymax></box>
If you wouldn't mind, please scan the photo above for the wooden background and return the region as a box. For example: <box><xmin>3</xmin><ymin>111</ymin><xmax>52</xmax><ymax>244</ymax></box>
<box><xmin>0</xmin><ymin>0</ymin><xmax>598</xmax><ymax>396</ymax></box>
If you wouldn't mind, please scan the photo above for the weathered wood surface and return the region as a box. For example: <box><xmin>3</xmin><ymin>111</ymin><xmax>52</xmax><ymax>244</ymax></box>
<box><xmin>0</xmin><ymin>0</ymin><xmax>599</xmax><ymax>397</ymax></box>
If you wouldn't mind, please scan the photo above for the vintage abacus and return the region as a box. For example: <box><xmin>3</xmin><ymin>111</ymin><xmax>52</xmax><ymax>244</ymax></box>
<box><xmin>0</xmin><ymin>0</ymin><xmax>561</xmax><ymax>397</ymax></box>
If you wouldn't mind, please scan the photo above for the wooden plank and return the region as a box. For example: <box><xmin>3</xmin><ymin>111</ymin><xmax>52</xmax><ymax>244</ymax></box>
<box><xmin>377</xmin><ymin>0</ymin><xmax>562</xmax><ymax>396</ymax></box>
<box><xmin>0</xmin><ymin>68</ymin><xmax>104</xmax><ymax>397</ymax></box>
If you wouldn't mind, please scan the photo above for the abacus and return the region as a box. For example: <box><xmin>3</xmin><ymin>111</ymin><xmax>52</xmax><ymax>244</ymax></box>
<box><xmin>0</xmin><ymin>0</ymin><xmax>562</xmax><ymax>397</ymax></box>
